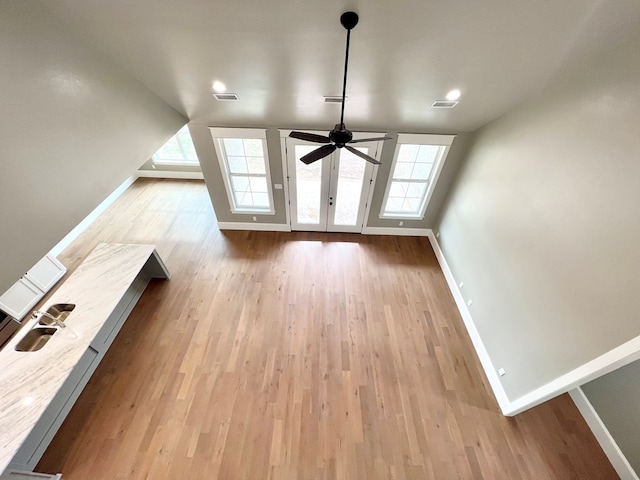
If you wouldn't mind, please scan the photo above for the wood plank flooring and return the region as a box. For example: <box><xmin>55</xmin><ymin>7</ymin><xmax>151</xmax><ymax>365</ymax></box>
<box><xmin>36</xmin><ymin>179</ymin><xmax>617</xmax><ymax>479</ymax></box>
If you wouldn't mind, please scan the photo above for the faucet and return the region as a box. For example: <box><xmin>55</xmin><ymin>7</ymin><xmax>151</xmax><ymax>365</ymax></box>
<box><xmin>32</xmin><ymin>310</ymin><xmax>67</xmax><ymax>328</ymax></box>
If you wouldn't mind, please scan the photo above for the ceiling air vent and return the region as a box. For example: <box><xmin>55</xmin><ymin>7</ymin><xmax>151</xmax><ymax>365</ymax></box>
<box><xmin>213</xmin><ymin>93</ymin><xmax>239</xmax><ymax>101</ymax></box>
<box><xmin>431</xmin><ymin>100</ymin><xmax>459</xmax><ymax>108</ymax></box>
<box><xmin>324</xmin><ymin>96</ymin><xmax>345</xmax><ymax>104</ymax></box>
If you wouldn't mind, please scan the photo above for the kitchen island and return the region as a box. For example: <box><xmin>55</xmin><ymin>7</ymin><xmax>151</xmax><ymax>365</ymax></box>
<box><xmin>0</xmin><ymin>243</ymin><xmax>170</xmax><ymax>476</ymax></box>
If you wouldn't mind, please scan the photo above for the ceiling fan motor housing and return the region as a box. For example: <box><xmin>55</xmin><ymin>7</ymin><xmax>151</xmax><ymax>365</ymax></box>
<box><xmin>340</xmin><ymin>11</ymin><xmax>359</xmax><ymax>30</ymax></box>
<box><xmin>329</xmin><ymin>124</ymin><xmax>353</xmax><ymax>147</ymax></box>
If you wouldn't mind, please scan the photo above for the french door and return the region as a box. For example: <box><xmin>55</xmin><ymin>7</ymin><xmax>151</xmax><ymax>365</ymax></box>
<box><xmin>285</xmin><ymin>135</ymin><xmax>382</xmax><ymax>232</ymax></box>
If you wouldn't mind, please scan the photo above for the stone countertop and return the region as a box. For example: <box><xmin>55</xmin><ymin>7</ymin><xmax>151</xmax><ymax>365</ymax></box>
<box><xmin>0</xmin><ymin>243</ymin><xmax>164</xmax><ymax>473</ymax></box>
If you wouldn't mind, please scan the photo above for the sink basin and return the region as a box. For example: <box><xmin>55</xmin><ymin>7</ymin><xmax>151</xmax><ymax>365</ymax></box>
<box><xmin>37</xmin><ymin>303</ymin><xmax>75</xmax><ymax>326</ymax></box>
<box><xmin>15</xmin><ymin>327</ymin><xmax>58</xmax><ymax>352</ymax></box>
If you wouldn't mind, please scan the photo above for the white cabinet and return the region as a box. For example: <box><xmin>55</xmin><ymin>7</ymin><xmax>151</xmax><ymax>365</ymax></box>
<box><xmin>24</xmin><ymin>255</ymin><xmax>66</xmax><ymax>292</ymax></box>
<box><xmin>0</xmin><ymin>255</ymin><xmax>67</xmax><ymax>321</ymax></box>
<box><xmin>0</xmin><ymin>277</ymin><xmax>42</xmax><ymax>321</ymax></box>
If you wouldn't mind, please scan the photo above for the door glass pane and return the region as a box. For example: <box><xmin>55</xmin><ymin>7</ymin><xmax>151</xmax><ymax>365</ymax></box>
<box><xmin>333</xmin><ymin>147</ymin><xmax>367</xmax><ymax>226</ymax></box>
<box><xmin>295</xmin><ymin>145</ymin><xmax>323</xmax><ymax>224</ymax></box>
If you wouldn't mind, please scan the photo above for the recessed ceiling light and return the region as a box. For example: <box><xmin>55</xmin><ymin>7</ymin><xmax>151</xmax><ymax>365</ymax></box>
<box><xmin>446</xmin><ymin>89</ymin><xmax>461</xmax><ymax>101</ymax></box>
<box><xmin>212</xmin><ymin>81</ymin><xmax>227</xmax><ymax>93</ymax></box>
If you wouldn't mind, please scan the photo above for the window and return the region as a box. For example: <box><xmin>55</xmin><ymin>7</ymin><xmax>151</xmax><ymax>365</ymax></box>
<box><xmin>152</xmin><ymin>125</ymin><xmax>200</xmax><ymax>165</ymax></box>
<box><xmin>380</xmin><ymin>134</ymin><xmax>455</xmax><ymax>219</ymax></box>
<box><xmin>210</xmin><ymin>128</ymin><xmax>275</xmax><ymax>214</ymax></box>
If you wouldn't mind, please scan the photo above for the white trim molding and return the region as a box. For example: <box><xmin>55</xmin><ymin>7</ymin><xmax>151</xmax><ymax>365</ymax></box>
<box><xmin>217</xmin><ymin>222</ymin><xmax>291</xmax><ymax>232</ymax></box>
<box><xmin>429</xmin><ymin>228</ymin><xmax>640</xmax><ymax>431</ymax></box>
<box><xmin>137</xmin><ymin>170</ymin><xmax>204</xmax><ymax>180</ymax></box>
<box><xmin>503</xmin><ymin>334</ymin><xmax>640</xmax><ymax>416</ymax></box>
<box><xmin>396</xmin><ymin>133</ymin><xmax>455</xmax><ymax>146</ymax></box>
<box><xmin>570</xmin><ymin>388</ymin><xmax>639</xmax><ymax>480</ymax></box>
<box><xmin>362</xmin><ymin>227</ymin><xmax>430</xmax><ymax>236</ymax></box>
<box><xmin>209</xmin><ymin>127</ymin><xmax>276</xmax><ymax>215</ymax></box>
<box><xmin>379</xmin><ymin>134</ymin><xmax>455</xmax><ymax>220</ymax></box>
<box><xmin>49</xmin><ymin>175</ymin><xmax>137</xmax><ymax>257</ymax></box>
<box><xmin>426</xmin><ymin>230</ymin><xmax>511</xmax><ymax>413</ymax></box>
<box><xmin>210</xmin><ymin>127</ymin><xmax>266</xmax><ymax>139</ymax></box>
<box><xmin>279</xmin><ymin>136</ymin><xmax>292</xmax><ymax>228</ymax></box>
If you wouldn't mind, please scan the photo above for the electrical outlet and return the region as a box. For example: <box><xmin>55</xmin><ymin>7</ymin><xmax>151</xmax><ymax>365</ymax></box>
<box><xmin>498</xmin><ymin>368</ymin><xmax>506</xmax><ymax>377</ymax></box>
<box><xmin>467</xmin><ymin>299</ymin><xmax>473</xmax><ymax>306</ymax></box>
<box><xmin>399</xmin><ymin>221</ymin><xmax>403</xmax><ymax>226</ymax></box>
<box><xmin>252</xmin><ymin>216</ymin><xmax>257</xmax><ymax>222</ymax></box>
<box><xmin>436</xmin><ymin>231</ymin><xmax>440</xmax><ymax>238</ymax></box>
<box><xmin>459</xmin><ymin>282</ymin><xmax>464</xmax><ymax>289</ymax></box>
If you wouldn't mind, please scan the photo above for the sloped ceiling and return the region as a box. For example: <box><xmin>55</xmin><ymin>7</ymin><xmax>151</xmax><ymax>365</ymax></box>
<box><xmin>40</xmin><ymin>0</ymin><xmax>640</xmax><ymax>133</ymax></box>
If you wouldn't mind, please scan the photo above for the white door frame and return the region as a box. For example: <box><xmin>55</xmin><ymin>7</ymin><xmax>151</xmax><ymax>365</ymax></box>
<box><xmin>279</xmin><ymin>130</ymin><xmax>385</xmax><ymax>233</ymax></box>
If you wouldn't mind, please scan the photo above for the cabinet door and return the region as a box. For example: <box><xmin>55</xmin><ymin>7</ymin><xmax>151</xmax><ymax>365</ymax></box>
<box><xmin>0</xmin><ymin>277</ymin><xmax>43</xmax><ymax>321</ymax></box>
<box><xmin>24</xmin><ymin>255</ymin><xmax>66</xmax><ymax>292</ymax></box>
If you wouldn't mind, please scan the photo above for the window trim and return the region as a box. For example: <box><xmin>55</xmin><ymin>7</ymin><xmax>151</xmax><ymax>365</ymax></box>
<box><xmin>152</xmin><ymin>125</ymin><xmax>200</xmax><ymax>166</ymax></box>
<box><xmin>379</xmin><ymin>134</ymin><xmax>455</xmax><ymax>220</ymax></box>
<box><xmin>210</xmin><ymin>127</ymin><xmax>276</xmax><ymax>215</ymax></box>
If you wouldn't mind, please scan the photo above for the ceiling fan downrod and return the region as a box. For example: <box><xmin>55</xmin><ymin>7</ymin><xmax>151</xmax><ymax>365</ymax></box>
<box><xmin>339</xmin><ymin>11</ymin><xmax>359</xmax><ymax>128</ymax></box>
<box><xmin>287</xmin><ymin>11</ymin><xmax>391</xmax><ymax>165</ymax></box>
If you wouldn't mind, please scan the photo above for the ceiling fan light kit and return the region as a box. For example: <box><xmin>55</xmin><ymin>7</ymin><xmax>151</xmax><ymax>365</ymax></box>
<box><xmin>289</xmin><ymin>11</ymin><xmax>391</xmax><ymax>165</ymax></box>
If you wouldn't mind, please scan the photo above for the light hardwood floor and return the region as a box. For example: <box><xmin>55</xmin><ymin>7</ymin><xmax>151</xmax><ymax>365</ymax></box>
<box><xmin>36</xmin><ymin>179</ymin><xmax>618</xmax><ymax>479</ymax></box>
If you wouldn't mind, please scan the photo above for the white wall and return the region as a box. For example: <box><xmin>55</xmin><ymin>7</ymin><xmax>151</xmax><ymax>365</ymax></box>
<box><xmin>0</xmin><ymin>1</ymin><xmax>185</xmax><ymax>293</ymax></box>
<box><xmin>190</xmin><ymin>123</ymin><xmax>473</xmax><ymax>229</ymax></box>
<box><xmin>436</xmin><ymin>31</ymin><xmax>640</xmax><ymax>400</ymax></box>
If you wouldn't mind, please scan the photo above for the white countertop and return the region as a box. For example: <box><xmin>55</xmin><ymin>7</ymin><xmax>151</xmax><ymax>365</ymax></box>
<box><xmin>0</xmin><ymin>243</ymin><xmax>162</xmax><ymax>473</ymax></box>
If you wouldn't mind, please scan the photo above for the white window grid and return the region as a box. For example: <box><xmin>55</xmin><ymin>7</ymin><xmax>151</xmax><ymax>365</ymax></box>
<box><xmin>210</xmin><ymin>128</ymin><xmax>275</xmax><ymax>215</ymax></box>
<box><xmin>380</xmin><ymin>134</ymin><xmax>455</xmax><ymax>220</ymax></box>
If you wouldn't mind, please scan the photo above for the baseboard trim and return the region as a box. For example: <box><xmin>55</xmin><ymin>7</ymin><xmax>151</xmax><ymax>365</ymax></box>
<box><xmin>428</xmin><ymin>232</ymin><xmax>640</xmax><ymax>422</ymax></box>
<box><xmin>362</xmin><ymin>227</ymin><xmax>430</xmax><ymax>236</ymax></box>
<box><xmin>570</xmin><ymin>388</ymin><xmax>639</xmax><ymax>480</ymax></box>
<box><xmin>426</xmin><ymin>230</ymin><xmax>511</xmax><ymax>413</ymax></box>
<box><xmin>49</xmin><ymin>175</ymin><xmax>137</xmax><ymax>257</ymax></box>
<box><xmin>217</xmin><ymin>222</ymin><xmax>291</xmax><ymax>232</ymax></box>
<box><xmin>137</xmin><ymin>170</ymin><xmax>204</xmax><ymax>180</ymax></box>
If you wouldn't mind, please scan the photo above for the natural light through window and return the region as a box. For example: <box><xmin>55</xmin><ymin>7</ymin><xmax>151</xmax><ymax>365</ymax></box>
<box><xmin>381</xmin><ymin>134</ymin><xmax>454</xmax><ymax>219</ymax></box>
<box><xmin>152</xmin><ymin>126</ymin><xmax>200</xmax><ymax>165</ymax></box>
<box><xmin>210</xmin><ymin>128</ymin><xmax>274</xmax><ymax>214</ymax></box>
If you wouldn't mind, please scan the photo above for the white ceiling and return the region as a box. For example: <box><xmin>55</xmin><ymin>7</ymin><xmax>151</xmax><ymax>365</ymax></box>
<box><xmin>41</xmin><ymin>0</ymin><xmax>640</xmax><ymax>133</ymax></box>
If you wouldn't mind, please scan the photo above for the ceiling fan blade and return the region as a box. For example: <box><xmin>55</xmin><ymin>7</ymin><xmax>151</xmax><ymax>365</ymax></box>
<box><xmin>348</xmin><ymin>136</ymin><xmax>393</xmax><ymax>144</ymax></box>
<box><xmin>289</xmin><ymin>131</ymin><xmax>331</xmax><ymax>144</ymax></box>
<box><xmin>345</xmin><ymin>145</ymin><xmax>381</xmax><ymax>165</ymax></box>
<box><xmin>300</xmin><ymin>144</ymin><xmax>337</xmax><ymax>165</ymax></box>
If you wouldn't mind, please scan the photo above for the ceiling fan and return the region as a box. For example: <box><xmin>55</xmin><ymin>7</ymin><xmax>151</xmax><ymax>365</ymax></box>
<box><xmin>289</xmin><ymin>11</ymin><xmax>391</xmax><ymax>165</ymax></box>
